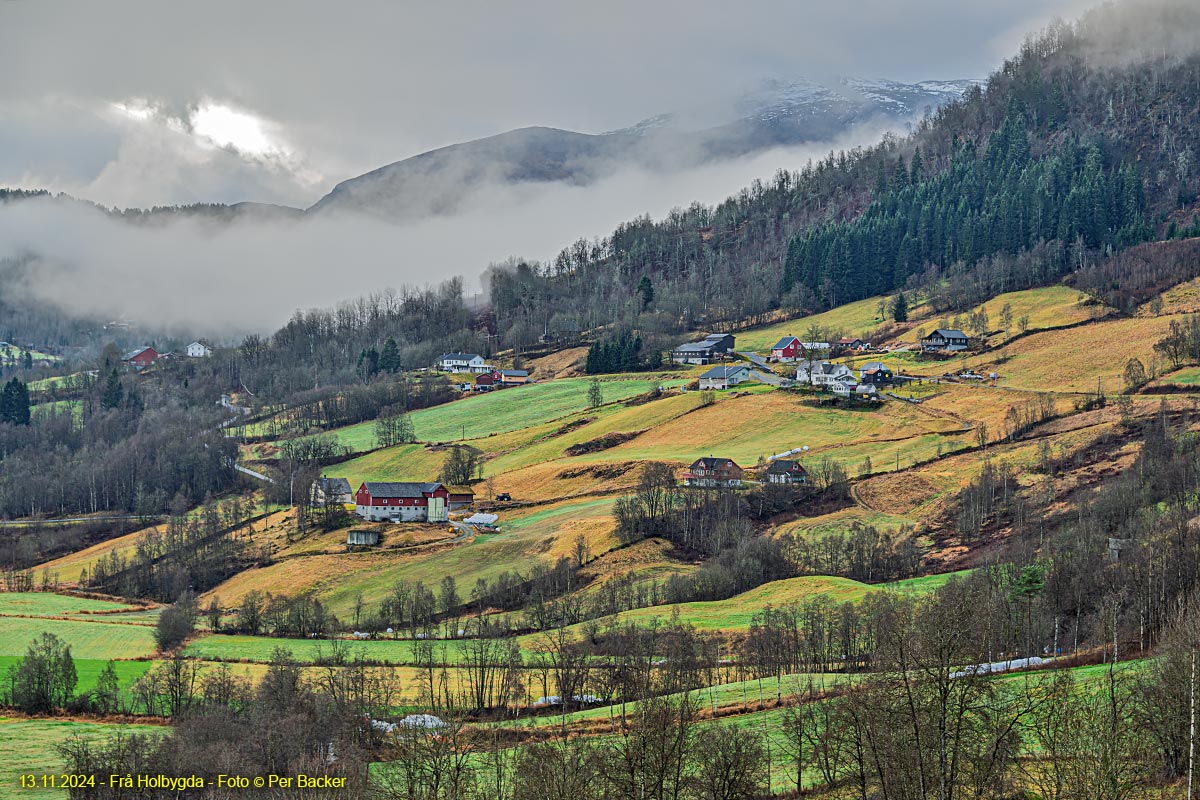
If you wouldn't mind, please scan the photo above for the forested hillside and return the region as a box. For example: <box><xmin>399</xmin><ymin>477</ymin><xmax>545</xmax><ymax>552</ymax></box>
<box><xmin>489</xmin><ymin>3</ymin><xmax>1200</xmax><ymax>345</ymax></box>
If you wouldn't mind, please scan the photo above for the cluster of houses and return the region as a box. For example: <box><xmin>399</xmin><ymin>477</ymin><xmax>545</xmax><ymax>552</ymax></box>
<box><xmin>433</xmin><ymin>353</ymin><xmax>529</xmax><ymax>391</ymax></box>
<box><xmin>121</xmin><ymin>341</ymin><xmax>213</xmax><ymax>370</ymax></box>
<box><xmin>794</xmin><ymin>358</ymin><xmax>893</xmax><ymax>400</ymax></box>
<box><xmin>681</xmin><ymin>456</ymin><xmax>808</xmax><ymax>487</ymax></box>
<box><xmin>769</xmin><ymin>336</ymin><xmax>871</xmax><ymax>362</ymax></box>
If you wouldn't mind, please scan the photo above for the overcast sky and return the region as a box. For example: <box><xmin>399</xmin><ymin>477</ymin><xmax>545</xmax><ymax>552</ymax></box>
<box><xmin>2</xmin><ymin>0</ymin><xmax>1092</xmax><ymax>209</ymax></box>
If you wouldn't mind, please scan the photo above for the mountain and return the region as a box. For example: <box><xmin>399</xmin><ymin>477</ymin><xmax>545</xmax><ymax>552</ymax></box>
<box><xmin>308</xmin><ymin>77</ymin><xmax>978</xmax><ymax>219</ymax></box>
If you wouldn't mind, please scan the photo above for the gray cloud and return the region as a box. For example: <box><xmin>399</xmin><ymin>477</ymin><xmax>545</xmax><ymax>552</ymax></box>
<box><xmin>0</xmin><ymin>124</ymin><xmax>899</xmax><ymax>337</ymax></box>
<box><xmin>1</xmin><ymin>0</ymin><xmax>1090</xmax><ymax>207</ymax></box>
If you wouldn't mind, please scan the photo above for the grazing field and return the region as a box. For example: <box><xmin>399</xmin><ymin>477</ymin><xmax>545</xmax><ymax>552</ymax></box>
<box><xmin>202</xmin><ymin>495</ymin><xmax>620</xmax><ymax>620</ymax></box>
<box><xmin>184</xmin><ymin>633</ymin><xmax>468</xmax><ymax>665</ymax></box>
<box><xmin>735</xmin><ymin>296</ymin><xmax>891</xmax><ymax>352</ymax></box>
<box><xmin>27</xmin><ymin>372</ymin><xmax>86</xmax><ymax>393</ymax></box>
<box><xmin>320</xmin><ymin>443</ymin><xmax>450</xmax><ymax>485</ymax></box>
<box><xmin>902</xmin><ymin>316</ymin><xmax>1175</xmax><ymax>393</ymax></box>
<box><xmin>34</xmin><ymin>523</ymin><xmax>165</xmax><ymax>585</ymax></box>
<box><xmin>0</xmin><ymin>717</ymin><xmax>164</xmax><ymax>800</ymax></box>
<box><xmin>0</xmin><ymin>593</ymin><xmax>142</xmax><ymax>617</ymax></box>
<box><xmin>0</xmin><ymin>616</ymin><xmax>156</xmax><ymax>660</ymax></box>
<box><xmin>569</xmin><ymin>570</ymin><xmax>970</xmax><ymax>634</ymax></box>
<box><xmin>302</xmin><ymin>376</ymin><xmax>684</xmax><ymax>455</ymax></box>
<box><xmin>776</xmin><ymin>506</ymin><xmax>918</xmax><ymax>539</ymax></box>
<box><xmin>598</xmin><ymin>391</ymin><xmax>946</xmax><ymax>466</ymax></box>
<box><xmin>0</xmin><ymin>656</ymin><xmax>151</xmax><ymax>699</ymax></box>
<box><xmin>1159</xmin><ymin>366</ymin><xmax>1200</xmax><ymax>386</ymax></box>
<box><xmin>894</xmin><ymin>286</ymin><xmax>1105</xmax><ymax>344</ymax></box>
<box><xmin>1138</xmin><ymin>274</ymin><xmax>1200</xmax><ymax>316</ymax></box>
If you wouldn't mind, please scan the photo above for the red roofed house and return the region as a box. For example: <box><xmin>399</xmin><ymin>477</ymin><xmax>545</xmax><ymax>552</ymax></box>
<box><xmin>770</xmin><ymin>336</ymin><xmax>805</xmax><ymax>362</ymax></box>
<box><xmin>122</xmin><ymin>347</ymin><xmax>160</xmax><ymax>369</ymax></box>
<box><xmin>355</xmin><ymin>482</ymin><xmax>450</xmax><ymax>523</ymax></box>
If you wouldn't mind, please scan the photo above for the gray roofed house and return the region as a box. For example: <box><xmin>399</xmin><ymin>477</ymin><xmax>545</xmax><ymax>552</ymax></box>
<box><xmin>435</xmin><ymin>353</ymin><xmax>491</xmax><ymax>373</ymax></box>
<box><xmin>698</xmin><ymin>363</ymin><xmax>750</xmax><ymax>390</ymax></box>
<box><xmin>765</xmin><ymin>459</ymin><xmax>808</xmax><ymax>484</ymax></box>
<box><xmin>671</xmin><ymin>333</ymin><xmax>736</xmax><ymax>365</ymax></box>
<box><xmin>920</xmin><ymin>329</ymin><xmax>970</xmax><ymax>352</ymax></box>
<box><xmin>796</xmin><ymin>360</ymin><xmax>856</xmax><ymax>386</ymax></box>
<box><xmin>312</xmin><ymin>476</ymin><xmax>353</xmax><ymax>506</ymax></box>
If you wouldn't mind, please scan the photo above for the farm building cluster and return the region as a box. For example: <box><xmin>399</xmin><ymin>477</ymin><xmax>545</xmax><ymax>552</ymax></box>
<box><xmin>682</xmin><ymin>456</ymin><xmax>808</xmax><ymax>488</ymax></box>
<box><xmin>433</xmin><ymin>353</ymin><xmax>529</xmax><ymax>391</ymax></box>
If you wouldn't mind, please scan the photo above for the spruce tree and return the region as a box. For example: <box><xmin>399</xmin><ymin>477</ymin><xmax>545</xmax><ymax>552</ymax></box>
<box><xmin>378</xmin><ymin>337</ymin><xmax>401</xmax><ymax>373</ymax></box>
<box><xmin>101</xmin><ymin>369</ymin><xmax>123</xmax><ymax>409</ymax></box>
<box><xmin>891</xmin><ymin>292</ymin><xmax>908</xmax><ymax>323</ymax></box>
<box><xmin>637</xmin><ymin>275</ymin><xmax>654</xmax><ymax>310</ymax></box>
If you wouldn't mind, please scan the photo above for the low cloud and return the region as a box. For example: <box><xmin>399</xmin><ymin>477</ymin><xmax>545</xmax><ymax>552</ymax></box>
<box><xmin>0</xmin><ymin>121</ymin><xmax>900</xmax><ymax>339</ymax></box>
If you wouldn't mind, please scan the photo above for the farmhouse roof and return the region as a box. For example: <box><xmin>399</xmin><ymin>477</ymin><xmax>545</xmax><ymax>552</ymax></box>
<box><xmin>699</xmin><ymin>364</ymin><xmax>748</xmax><ymax>379</ymax></box>
<box><xmin>122</xmin><ymin>347</ymin><xmax>155</xmax><ymax>361</ymax></box>
<box><xmin>500</xmin><ymin>369</ymin><xmax>529</xmax><ymax>377</ymax></box>
<box><xmin>440</xmin><ymin>352</ymin><xmax>482</xmax><ymax>361</ymax></box>
<box><xmin>316</xmin><ymin>477</ymin><xmax>352</xmax><ymax>495</ymax></box>
<box><xmin>928</xmin><ymin>329</ymin><xmax>967</xmax><ymax>339</ymax></box>
<box><xmin>836</xmin><ymin>337</ymin><xmax>862</xmax><ymax>344</ymax></box>
<box><xmin>862</xmin><ymin>361</ymin><xmax>887</xmax><ymax>371</ymax></box>
<box><xmin>674</xmin><ymin>340</ymin><xmax>718</xmax><ymax>352</ymax></box>
<box><xmin>361</xmin><ymin>481</ymin><xmax>445</xmax><ymax>498</ymax></box>
<box><xmin>692</xmin><ymin>456</ymin><xmax>740</xmax><ymax>470</ymax></box>
<box><xmin>766</xmin><ymin>459</ymin><xmax>806</xmax><ymax>474</ymax></box>
<box><xmin>771</xmin><ymin>336</ymin><xmax>800</xmax><ymax>350</ymax></box>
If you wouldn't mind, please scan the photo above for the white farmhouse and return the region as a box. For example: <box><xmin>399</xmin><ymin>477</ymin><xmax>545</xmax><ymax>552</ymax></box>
<box><xmin>796</xmin><ymin>360</ymin><xmax>856</xmax><ymax>387</ymax></box>
<box><xmin>435</xmin><ymin>353</ymin><xmax>491</xmax><ymax>373</ymax></box>
<box><xmin>186</xmin><ymin>341</ymin><xmax>213</xmax><ymax>358</ymax></box>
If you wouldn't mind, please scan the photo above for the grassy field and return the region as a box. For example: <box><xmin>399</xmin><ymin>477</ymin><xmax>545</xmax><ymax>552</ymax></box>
<box><xmin>183</xmin><ymin>632</ymin><xmax>468</xmax><ymax>665</ymax></box>
<box><xmin>735</xmin><ymin>286</ymin><xmax>1101</xmax><ymax>354</ymax></box>
<box><xmin>0</xmin><ymin>617</ymin><xmax>157</xmax><ymax>660</ymax></box>
<box><xmin>895</xmin><ymin>286</ymin><xmax>1105</xmax><ymax>344</ymax></box>
<box><xmin>202</xmin><ymin>495</ymin><xmax>620</xmax><ymax>619</ymax></box>
<box><xmin>0</xmin><ymin>656</ymin><xmax>151</xmax><ymax>698</ymax></box>
<box><xmin>278</xmin><ymin>376</ymin><xmax>684</xmax><ymax>456</ymax></box>
<box><xmin>775</xmin><ymin>506</ymin><xmax>917</xmax><ymax>539</ymax></box>
<box><xmin>592</xmin><ymin>391</ymin><xmax>949</xmax><ymax>466</ymax></box>
<box><xmin>0</xmin><ymin>593</ymin><xmax>142</xmax><ymax>617</ymax></box>
<box><xmin>564</xmin><ymin>570</ymin><xmax>970</xmax><ymax>634</ymax></box>
<box><xmin>37</xmin><ymin>508</ymin><xmax>298</xmax><ymax>586</ymax></box>
<box><xmin>734</xmin><ymin>297</ymin><xmax>891</xmax><ymax>352</ymax></box>
<box><xmin>0</xmin><ymin>717</ymin><xmax>164</xmax><ymax>799</ymax></box>
<box><xmin>1159</xmin><ymin>366</ymin><xmax>1200</xmax><ymax>385</ymax></box>
<box><xmin>902</xmin><ymin>315</ymin><xmax>1175</xmax><ymax>393</ymax></box>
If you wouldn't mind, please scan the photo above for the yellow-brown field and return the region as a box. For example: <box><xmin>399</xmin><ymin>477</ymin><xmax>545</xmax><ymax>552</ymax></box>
<box><xmin>902</xmin><ymin>315</ymin><xmax>1175</xmax><ymax>393</ymax></box>
<box><xmin>893</xmin><ymin>286</ymin><xmax>1107</xmax><ymax>345</ymax></box>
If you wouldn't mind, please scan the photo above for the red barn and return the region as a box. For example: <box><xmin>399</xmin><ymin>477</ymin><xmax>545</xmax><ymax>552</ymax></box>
<box><xmin>770</xmin><ymin>336</ymin><xmax>804</xmax><ymax>362</ymax></box>
<box><xmin>355</xmin><ymin>482</ymin><xmax>450</xmax><ymax>522</ymax></box>
<box><xmin>122</xmin><ymin>346</ymin><xmax>159</xmax><ymax>369</ymax></box>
